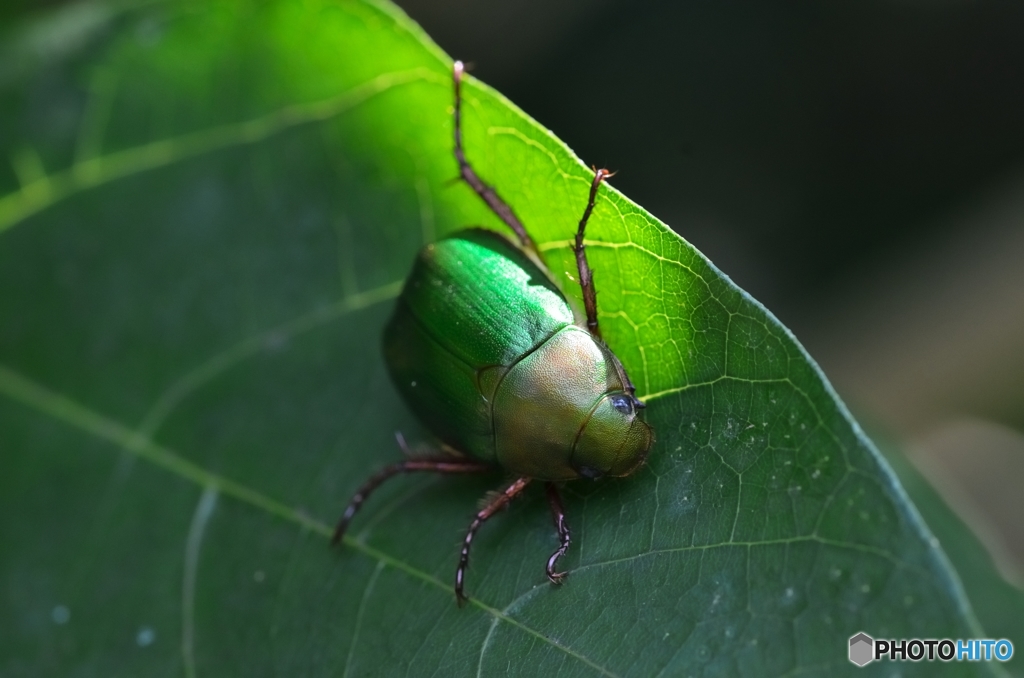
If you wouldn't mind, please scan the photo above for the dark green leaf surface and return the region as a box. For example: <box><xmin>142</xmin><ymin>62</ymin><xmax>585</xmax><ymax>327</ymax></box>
<box><xmin>0</xmin><ymin>1</ymin><xmax>997</xmax><ymax>676</ymax></box>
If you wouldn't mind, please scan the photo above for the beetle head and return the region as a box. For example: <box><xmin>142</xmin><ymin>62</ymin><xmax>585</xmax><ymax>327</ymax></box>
<box><xmin>571</xmin><ymin>392</ymin><xmax>653</xmax><ymax>479</ymax></box>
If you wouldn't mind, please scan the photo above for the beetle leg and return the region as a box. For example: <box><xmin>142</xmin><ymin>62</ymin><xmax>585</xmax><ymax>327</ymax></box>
<box><xmin>331</xmin><ymin>458</ymin><xmax>491</xmax><ymax>545</ymax></box>
<box><xmin>456</xmin><ymin>476</ymin><xmax>532</xmax><ymax>606</ymax></box>
<box><xmin>452</xmin><ymin>61</ymin><xmax>537</xmax><ymax>255</ymax></box>
<box><xmin>544</xmin><ymin>482</ymin><xmax>571</xmax><ymax>585</ymax></box>
<box><xmin>573</xmin><ymin>168</ymin><xmax>612</xmax><ymax>341</ymax></box>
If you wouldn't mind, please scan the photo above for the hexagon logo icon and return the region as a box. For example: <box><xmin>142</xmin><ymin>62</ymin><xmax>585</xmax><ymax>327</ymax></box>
<box><xmin>849</xmin><ymin>632</ymin><xmax>874</xmax><ymax>667</ymax></box>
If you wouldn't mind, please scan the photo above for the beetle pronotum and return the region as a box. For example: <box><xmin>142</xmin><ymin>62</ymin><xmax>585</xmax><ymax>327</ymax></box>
<box><xmin>332</xmin><ymin>61</ymin><xmax>654</xmax><ymax>605</ymax></box>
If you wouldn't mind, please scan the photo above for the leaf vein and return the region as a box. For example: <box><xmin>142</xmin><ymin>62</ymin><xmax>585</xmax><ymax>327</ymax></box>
<box><xmin>0</xmin><ymin>68</ymin><xmax>443</xmax><ymax>235</ymax></box>
<box><xmin>136</xmin><ymin>280</ymin><xmax>401</xmax><ymax>439</ymax></box>
<box><xmin>182</xmin><ymin>485</ymin><xmax>219</xmax><ymax>678</ymax></box>
<box><xmin>0</xmin><ymin>364</ymin><xmax>616</xmax><ymax>677</ymax></box>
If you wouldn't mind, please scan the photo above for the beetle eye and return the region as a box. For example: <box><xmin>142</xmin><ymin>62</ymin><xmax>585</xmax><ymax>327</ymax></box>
<box><xmin>610</xmin><ymin>394</ymin><xmax>633</xmax><ymax>415</ymax></box>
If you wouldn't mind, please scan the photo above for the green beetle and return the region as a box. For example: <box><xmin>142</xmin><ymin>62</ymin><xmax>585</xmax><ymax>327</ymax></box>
<box><xmin>333</xmin><ymin>61</ymin><xmax>654</xmax><ymax>605</ymax></box>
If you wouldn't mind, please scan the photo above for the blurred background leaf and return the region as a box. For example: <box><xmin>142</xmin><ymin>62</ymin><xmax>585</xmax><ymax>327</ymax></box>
<box><xmin>1</xmin><ymin>0</ymin><xmax>1020</xmax><ymax>676</ymax></box>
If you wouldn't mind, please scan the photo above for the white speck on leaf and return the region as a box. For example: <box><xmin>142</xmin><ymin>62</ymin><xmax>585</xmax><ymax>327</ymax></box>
<box><xmin>136</xmin><ymin>626</ymin><xmax>155</xmax><ymax>647</ymax></box>
<box><xmin>51</xmin><ymin>605</ymin><xmax>70</xmax><ymax>625</ymax></box>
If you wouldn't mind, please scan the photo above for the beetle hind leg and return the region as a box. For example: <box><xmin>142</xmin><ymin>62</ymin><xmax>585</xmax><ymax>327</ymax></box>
<box><xmin>455</xmin><ymin>476</ymin><xmax>532</xmax><ymax>606</ymax></box>
<box><xmin>331</xmin><ymin>457</ymin><xmax>491</xmax><ymax>545</ymax></box>
<box><xmin>451</xmin><ymin>61</ymin><xmax>537</xmax><ymax>255</ymax></box>
<box><xmin>544</xmin><ymin>482</ymin><xmax>571</xmax><ymax>584</ymax></box>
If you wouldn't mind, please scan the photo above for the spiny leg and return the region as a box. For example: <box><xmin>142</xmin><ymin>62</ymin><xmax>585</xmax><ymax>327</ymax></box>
<box><xmin>452</xmin><ymin>61</ymin><xmax>537</xmax><ymax>254</ymax></box>
<box><xmin>331</xmin><ymin>458</ymin><xmax>491</xmax><ymax>545</ymax></box>
<box><xmin>573</xmin><ymin>168</ymin><xmax>612</xmax><ymax>340</ymax></box>
<box><xmin>456</xmin><ymin>476</ymin><xmax>532</xmax><ymax>606</ymax></box>
<box><xmin>544</xmin><ymin>482</ymin><xmax>571</xmax><ymax>584</ymax></box>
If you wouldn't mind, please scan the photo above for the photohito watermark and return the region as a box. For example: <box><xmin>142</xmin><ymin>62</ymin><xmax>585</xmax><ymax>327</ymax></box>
<box><xmin>849</xmin><ymin>632</ymin><xmax>1014</xmax><ymax>667</ymax></box>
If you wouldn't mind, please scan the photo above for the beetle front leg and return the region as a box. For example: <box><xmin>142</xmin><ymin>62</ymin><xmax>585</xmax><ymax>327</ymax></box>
<box><xmin>544</xmin><ymin>482</ymin><xmax>571</xmax><ymax>584</ymax></box>
<box><xmin>331</xmin><ymin>458</ymin><xmax>491</xmax><ymax>545</ymax></box>
<box><xmin>455</xmin><ymin>476</ymin><xmax>532</xmax><ymax>606</ymax></box>
<box><xmin>573</xmin><ymin>168</ymin><xmax>612</xmax><ymax>341</ymax></box>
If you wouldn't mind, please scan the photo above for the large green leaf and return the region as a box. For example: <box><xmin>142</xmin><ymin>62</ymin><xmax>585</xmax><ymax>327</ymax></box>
<box><xmin>0</xmin><ymin>1</ymin><xmax>998</xmax><ymax>676</ymax></box>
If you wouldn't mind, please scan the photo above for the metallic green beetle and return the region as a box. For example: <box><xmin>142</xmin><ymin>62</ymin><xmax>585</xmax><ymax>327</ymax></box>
<box><xmin>333</xmin><ymin>61</ymin><xmax>654</xmax><ymax>605</ymax></box>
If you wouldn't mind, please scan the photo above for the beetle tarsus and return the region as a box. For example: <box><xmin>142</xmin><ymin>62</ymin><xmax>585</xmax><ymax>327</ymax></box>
<box><xmin>451</xmin><ymin>60</ymin><xmax>537</xmax><ymax>255</ymax></box>
<box><xmin>544</xmin><ymin>482</ymin><xmax>571</xmax><ymax>585</ymax></box>
<box><xmin>573</xmin><ymin>168</ymin><xmax>612</xmax><ymax>341</ymax></box>
<box><xmin>332</xmin><ymin>458</ymin><xmax>491</xmax><ymax>546</ymax></box>
<box><xmin>456</xmin><ymin>476</ymin><xmax>532</xmax><ymax>603</ymax></box>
